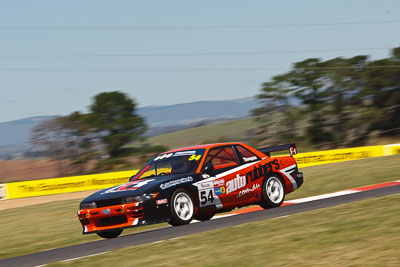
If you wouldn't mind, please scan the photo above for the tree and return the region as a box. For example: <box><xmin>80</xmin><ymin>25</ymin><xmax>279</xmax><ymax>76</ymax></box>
<box><xmin>89</xmin><ymin>91</ymin><xmax>147</xmax><ymax>157</ymax></box>
<box><xmin>252</xmin><ymin>74</ymin><xmax>295</xmax><ymax>143</ymax></box>
<box><xmin>253</xmin><ymin>47</ymin><xmax>400</xmax><ymax>148</ymax></box>
<box><xmin>287</xmin><ymin>58</ymin><xmax>333</xmax><ymax>143</ymax></box>
<box><xmin>30</xmin><ymin>117</ymin><xmax>73</xmax><ymax>175</ymax></box>
<box><xmin>30</xmin><ymin>114</ymin><xmax>98</xmax><ymax>175</ymax></box>
<box><xmin>61</xmin><ymin>112</ymin><xmax>98</xmax><ymax>170</ymax></box>
<box><xmin>323</xmin><ymin>56</ymin><xmax>368</xmax><ymax>142</ymax></box>
<box><xmin>363</xmin><ymin>48</ymin><xmax>400</xmax><ymax>133</ymax></box>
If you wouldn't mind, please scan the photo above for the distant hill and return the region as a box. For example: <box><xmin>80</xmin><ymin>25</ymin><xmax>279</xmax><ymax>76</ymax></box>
<box><xmin>140</xmin><ymin>97</ymin><xmax>257</xmax><ymax>127</ymax></box>
<box><xmin>0</xmin><ymin>97</ymin><xmax>258</xmax><ymax>158</ymax></box>
<box><xmin>0</xmin><ymin>116</ymin><xmax>53</xmax><ymax>148</ymax></box>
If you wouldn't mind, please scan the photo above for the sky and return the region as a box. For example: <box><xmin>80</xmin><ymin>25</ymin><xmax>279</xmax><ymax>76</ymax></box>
<box><xmin>0</xmin><ymin>0</ymin><xmax>400</xmax><ymax>122</ymax></box>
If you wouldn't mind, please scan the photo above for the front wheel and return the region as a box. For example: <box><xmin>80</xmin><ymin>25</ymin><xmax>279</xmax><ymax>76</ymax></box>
<box><xmin>169</xmin><ymin>189</ymin><xmax>195</xmax><ymax>226</ymax></box>
<box><xmin>96</xmin><ymin>228</ymin><xmax>123</xmax><ymax>239</ymax></box>
<box><xmin>260</xmin><ymin>175</ymin><xmax>285</xmax><ymax>209</ymax></box>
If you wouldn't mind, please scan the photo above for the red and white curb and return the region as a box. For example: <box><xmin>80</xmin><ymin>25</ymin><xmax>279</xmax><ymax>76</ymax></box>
<box><xmin>222</xmin><ymin>180</ymin><xmax>400</xmax><ymax>216</ymax></box>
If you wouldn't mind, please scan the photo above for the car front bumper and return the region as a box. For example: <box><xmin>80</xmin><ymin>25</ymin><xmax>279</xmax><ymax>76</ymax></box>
<box><xmin>77</xmin><ymin>201</ymin><xmax>169</xmax><ymax>234</ymax></box>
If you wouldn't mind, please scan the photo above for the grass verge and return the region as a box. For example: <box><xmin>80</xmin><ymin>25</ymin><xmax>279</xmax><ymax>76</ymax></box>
<box><xmin>143</xmin><ymin>118</ymin><xmax>257</xmax><ymax>149</ymax></box>
<box><xmin>286</xmin><ymin>154</ymin><xmax>400</xmax><ymax>200</ymax></box>
<box><xmin>0</xmin><ymin>198</ymin><xmax>169</xmax><ymax>259</ymax></box>
<box><xmin>0</xmin><ymin>154</ymin><xmax>399</xmax><ymax>259</ymax></box>
<box><xmin>50</xmin><ymin>194</ymin><xmax>400</xmax><ymax>266</ymax></box>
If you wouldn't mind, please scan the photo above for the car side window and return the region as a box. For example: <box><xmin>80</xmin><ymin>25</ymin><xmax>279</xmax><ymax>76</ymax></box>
<box><xmin>204</xmin><ymin>146</ymin><xmax>239</xmax><ymax>174</ymax></box>
<box><xmin>236</xmin><ymin>145</ymin><xmax>260</xmax><ymax>163</ymax></box>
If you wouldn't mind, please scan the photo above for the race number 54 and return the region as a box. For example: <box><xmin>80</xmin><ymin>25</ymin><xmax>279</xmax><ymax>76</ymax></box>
<box><xmin>197</xmin><ymin>182</ymin><xmax>215</xmax><ymax>207</ymax></box>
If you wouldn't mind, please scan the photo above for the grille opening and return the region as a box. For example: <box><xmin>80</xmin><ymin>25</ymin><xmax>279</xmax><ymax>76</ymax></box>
<box><xmin>95</xmin><ymin>198</ymin><xmax>123</xmax><ymax>208</ymax></box>
<box><xmin>96</xmin><ymin>215</ymin><xmax>127</xmax><ymax>227</ymax></box>
<box><xmin>80</xmin><ymin>218</ymin><xmax>90</xmax><ymax>225</ymax></box>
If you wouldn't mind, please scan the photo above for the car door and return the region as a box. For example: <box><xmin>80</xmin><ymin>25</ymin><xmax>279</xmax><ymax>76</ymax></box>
<box><xmin>232</xmin><ymin>145</ymin><xmax>262</xmax><ymax>202</ymax></box>
<box><xmin>201</xmin><ymin>145</ymin><xmax>253</xmax><ymax>207</ymax></box>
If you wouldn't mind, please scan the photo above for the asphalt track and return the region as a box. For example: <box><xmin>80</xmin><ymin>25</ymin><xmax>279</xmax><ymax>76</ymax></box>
<box><xmin>1</xmin><ymin>184</ymin><xmax>400</xmax><ymax>267</ymax></box>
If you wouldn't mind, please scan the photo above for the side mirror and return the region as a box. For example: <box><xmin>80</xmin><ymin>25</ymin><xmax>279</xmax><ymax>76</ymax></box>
<box><xmin>202</xmin><ymin>161</ymin><xmax>214</xmax><ymax>175</ymax></box>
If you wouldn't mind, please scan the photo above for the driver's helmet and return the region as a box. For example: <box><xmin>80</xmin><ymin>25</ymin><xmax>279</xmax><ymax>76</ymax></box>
<box><xmin>172</xmin><ymin>157</ymin><xmax>195</xmax><ymax>173</ymax></box>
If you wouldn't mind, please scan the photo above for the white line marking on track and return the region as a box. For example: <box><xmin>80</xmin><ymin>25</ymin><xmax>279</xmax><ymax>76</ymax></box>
<box><xmin>285</xmin><ymin>190</ymin><xmax>359</xmax><ymax>204</ymax></box>
<box><xmin>277</xmin><ymin>215</ymin><xmax>289</xmax><ymax>219</ymax></box>
<box><xmin>61</xmin><ymin>252</ymin><xmax>107</xmax><ymax>262</ymax></box>
<box><xmin>213</xmin><ymin>214</ymin><xmax>236</xmax><ymax>219</ymax></box>
<box><xmin>191</xmin><ymin>213</ymin><xmax>235</xmax><ymax>223</ymax></box>
<box><xmin>167</xmin><ymin>237</ymin><xmax>182</xmax><ymax>241</ymax></box>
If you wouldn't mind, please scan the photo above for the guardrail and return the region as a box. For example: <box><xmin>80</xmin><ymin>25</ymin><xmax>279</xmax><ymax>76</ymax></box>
<box><xmin>1</xmin><ymin>144</ymin><xmax>399</xmax><ymax>200</ymax></box>
<box><xmin>1</xmin><ymin>170</ymin><xmax>138</xmax><ymax>200</ymax></box>
<box><xmin>293</xmin><ymin>145</ymin><xmax>388</xmax><ymax>167</ymax></box>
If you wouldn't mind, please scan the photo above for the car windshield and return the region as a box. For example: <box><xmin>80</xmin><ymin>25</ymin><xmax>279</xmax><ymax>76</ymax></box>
<box><xmin>131</xmin><ymin>149</ymin><xmax>205</xmax><ymax>180</ymax></box>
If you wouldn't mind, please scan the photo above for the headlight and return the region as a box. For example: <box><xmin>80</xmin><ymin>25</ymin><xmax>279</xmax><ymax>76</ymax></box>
<box><xmin>80</xmin><ymin>202</ymin><xmax>96</xmax><ymax>210</ymax></box>
<box><xmin>122</xmin><ymin>193</ymin><xmax>159</xmax><ymax>203</ymax></box>
<box><xmin>121</xmin><ymin>196</ymin><xmax>143</xmax><ymax>203</ymax></box>
<box><xmin>142</xmin><ymin>193</ymin><xmax>159</xmax><ymax>200</ymax></box>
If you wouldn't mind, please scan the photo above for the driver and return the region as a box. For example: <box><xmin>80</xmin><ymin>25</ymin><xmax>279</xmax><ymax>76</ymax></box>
<box><xmin>171</xmin><ymin>157</ymin><xmax>196</xmax><ymax>174</ymax></box>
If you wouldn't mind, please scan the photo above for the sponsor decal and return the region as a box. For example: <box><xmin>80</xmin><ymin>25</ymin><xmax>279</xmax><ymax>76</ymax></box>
<box><xmin>246</xmin><ymin>159</ymin><xmax>280</xmax><ymax>183</ymax></box>
<box><xmin>237</xmin><ymin>183</ymin><xmax>260</xmax><ymax>198</ymax></box>
<box><xmin>156</xmin><ymin>199</ymin><xmax>168</xmax><ymax>205</ymax></box>
<box><xmin>101</xmin><ymin>179</ymin><xmax>155</xmax><ymax>194</ymax></box>
<box><xmin>154</xmin><ymin>153</ymin><xmax>173</xmax><ymax>161</ymax></box>
<box><xmin>188</xmin><ymin>155</ymin><xmax>202</xmax><ymax>161</ymax></box>
<box><xmin>296</xmin><ymin>151</ymin><xmax>371</xmax><ymax>164</ymax></box>
<box><xmin>243</xmin><ymin>156</ymin><xmax>258</xmax><ymax>162</ymax></box>
<box><xmin>215</xmin><ymin>186</ymin><xmax>225</xmax><ymax>195</ymax></box>
<box><xmin>226</xmin><ymin>174</ymin><xmax>247</xmax><ymax>194</ymax></box>
<box><xmin>160</xmin><ymin>176</ymin><xmax>193</xmax><ymax>190</ymax></box>
<box><xmin>213</xmin><ymin>179</ymin><xmax>225</xmax><ymax>187</ymax></box>
<box><xmin>101</xmin><ymin>208</ymin><xmax>111</xmax><ymax>215</ymax></box>
<box><xmin>198</xmin><ymin>181</ymin><xmax>213</xmax><ymax>190</ymax></box>
<box><xmin>173</xmin><ymin>151</ymin><xmax>196</xmax><ymax>156</ymax></box>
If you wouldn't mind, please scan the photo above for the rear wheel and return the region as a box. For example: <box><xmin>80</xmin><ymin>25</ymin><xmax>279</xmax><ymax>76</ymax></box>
<box><xmin>169</xmin><ymin>189</ymin><xmax>195</xmax><ymax>226</ymax></box>
<box><xmin>260</xmin><ymin>175</ymin><xmax>285</xmax><ymax>209</ymax></box>
<box><xmin>96</xmin><ymin>228</ymin><xmax>123</xmax><ymax>239</ymax></box>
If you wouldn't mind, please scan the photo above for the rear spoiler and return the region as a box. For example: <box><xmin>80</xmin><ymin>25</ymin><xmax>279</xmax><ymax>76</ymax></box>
<box><xmin>257</xmin><ymin>143</ymin><xmax>297</xmax><ymax>157</ymax></box>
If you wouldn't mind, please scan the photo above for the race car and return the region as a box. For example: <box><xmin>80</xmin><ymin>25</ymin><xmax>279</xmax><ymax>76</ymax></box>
<box><xmin>78</xmin><ymin>142</ymin><xmax>303</xmax><ymax>238</ymax></box>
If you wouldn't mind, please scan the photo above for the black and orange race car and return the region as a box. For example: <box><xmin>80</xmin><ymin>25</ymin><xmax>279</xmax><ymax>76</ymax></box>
<box><xmin>78</xmin><ymin>142</ymin><xmax>303</xmax><ymax>238</ymax></box>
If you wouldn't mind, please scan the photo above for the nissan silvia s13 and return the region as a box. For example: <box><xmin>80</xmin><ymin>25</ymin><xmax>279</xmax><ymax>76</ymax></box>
<box><xmin>78</xmin><ymin>142</ymin><xmax>303</xmax><ymax>238</ymax></box>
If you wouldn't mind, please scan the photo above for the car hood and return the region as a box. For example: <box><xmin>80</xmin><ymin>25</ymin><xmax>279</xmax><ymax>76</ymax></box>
<box><xmin>81</xmin><ymin>174</ymin><xmax>194</xmax><ymax>203</ymax></box>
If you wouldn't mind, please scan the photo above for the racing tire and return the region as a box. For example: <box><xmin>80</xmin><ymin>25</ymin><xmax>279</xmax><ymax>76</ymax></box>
<box><xmin>169</xmin><ymin>189</ymin><xmax>195</xmax><ymax>226</ymax></box>
<box><xmin>260</xmin><ymin>174</ymin><xmax>285</xmax><ymax>209</ymax></box>
<box><xmin>194</xmin><ymin>213</ymin><xmax>214</xmax><ymax>221</ymax></box>
<box><xmin>96</xmin><ymin>228</ymin><xmax>123</xmax><ymax>239</ymax></box>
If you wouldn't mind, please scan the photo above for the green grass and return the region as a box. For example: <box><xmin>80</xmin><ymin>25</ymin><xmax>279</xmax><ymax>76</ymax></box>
<box><xmin>50</xmin><ymin>194</ymin><xmax>400</xmax><ymax>266</ymax></box>
<box><xmin>143</xmin><ymin>118</ymin><xmax>258</xmax><ymax>149</ymax></box>
<box><xmin>0</xmin><ymin>154</ymin><xmax>399</xmax><ymax>260</ymax></box>
<box><xmin>0</xmin><ymin>198</ymin><xmax>169</xmax><ymax>259</ymax></box>
<box><xmin>286</xmin><ymin>153</ymin><xmax>400</xmax><ymax>200</ymax></box>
